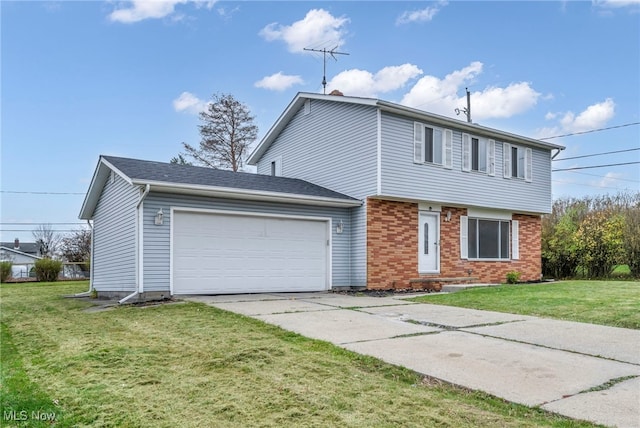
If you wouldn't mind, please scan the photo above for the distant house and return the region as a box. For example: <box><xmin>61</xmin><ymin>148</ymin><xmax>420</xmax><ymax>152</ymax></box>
<box><xmin>80</xmin><ymin>92</ymin><xmax>564</xmax><ymax>301</ymax></box>
<box><xmin>0</xmin><ymin>239</ymin><xmax>42</xmax><ymax>279</ymax></box>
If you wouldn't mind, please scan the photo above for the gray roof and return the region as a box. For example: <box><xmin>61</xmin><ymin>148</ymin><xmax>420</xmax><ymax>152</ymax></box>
<box><xmin>0</xmin><ymin>242</ymin><xmax>39</xmax><ymax>255</ymax></box>
<box><xmin>103</xmin><ymin>156</ymin><xmax>358</xmax><ymax>201</ymax></box>
<box><xmin>79</xmin><ymin>156</ymin><xmax>361</xmax><ymax>220</ymax></box>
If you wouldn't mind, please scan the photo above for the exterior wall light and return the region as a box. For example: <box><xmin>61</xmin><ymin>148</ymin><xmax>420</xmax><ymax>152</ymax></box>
<box><xmin>446</xmin><ymin>211</ymin><xmax>452</xmax><ymax>222</ymax></box>
<box><xmin>336</xmin><ymin>219</ymin><xmax>344</xmax><ymax>234</ymax></box>
<box><xmin>155</xmin><ymin>208</ymin><xmax>164</xmax><ymax>226</ymax></box>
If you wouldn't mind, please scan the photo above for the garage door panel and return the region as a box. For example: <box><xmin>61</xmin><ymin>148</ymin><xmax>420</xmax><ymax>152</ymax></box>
<box><xmin>172</xmin><ymin>211</ymin><xmax>329</xmax><ymax>294</ymax></box>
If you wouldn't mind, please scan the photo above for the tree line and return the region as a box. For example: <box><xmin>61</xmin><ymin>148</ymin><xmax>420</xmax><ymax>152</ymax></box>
<box><xmin>542</xmin><ymin>191</ymin><xmax>639</xmax><ymax>279</ymax></box>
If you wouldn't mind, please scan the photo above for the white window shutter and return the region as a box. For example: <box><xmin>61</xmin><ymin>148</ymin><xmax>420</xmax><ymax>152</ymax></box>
<box><xmin>487</xmin><ymin>139</ymin><xmax>496</xmax><ymax>176</ymax></box>
<box><xmin>462</xmin><ymin>134</ymin><xmax>471</xmax><ymax>172</ymax></box>
<box><xmin>414</xmin><ymin>122</ymin><xmax>424</xmax><ymax>163</ymax></box>
<box><xmin>511</xmin><ymin>220</ymin><xmax>520</xmax><ymax>260</ymax></box>
<box><xmin>460</xmin><ymin>215</ymin><xmax>468</xmax><ymax>259</ymax></box>
<box><xmin>503</xmin><ymin>142</ymin><xmax>511</xmax><ymax>178</ymax></box>
<box><xmin>525</xmin><ymin>148</ymin><xmax>533</xmax><ymax>182</ymax></box>
<box><xmin>443</xmin><ymin>129</ymin><xmax>453</xmax><ymax>169</ymax></box>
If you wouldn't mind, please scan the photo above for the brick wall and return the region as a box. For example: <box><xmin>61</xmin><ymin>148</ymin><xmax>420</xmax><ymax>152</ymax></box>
<box><xmin>365</xmin><ymin>199</ymin><xmax>542</xmax><ymax>289</ymax></box>
<box><xmin>366</xmin><ymin>199</ymin><xmax>418</xmax><ymax>289</ymax></box>
<box><xmin>439</xmin><ymin>207</ymin><xmax>542</xmax><ymax>283</ymax></box>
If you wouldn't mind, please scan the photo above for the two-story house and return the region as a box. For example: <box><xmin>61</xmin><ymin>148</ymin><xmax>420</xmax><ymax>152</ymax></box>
<box><xmin>80</xmin><ymin>92</ymin><xmax>563</xmax><ymax>301</ymax></box>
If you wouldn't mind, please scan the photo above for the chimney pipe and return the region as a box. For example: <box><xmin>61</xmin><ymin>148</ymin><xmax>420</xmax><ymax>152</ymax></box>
<box><xmin>14</xmin><ymin>238</ymin><xmax>19</xmax><ymax>250</ymax></box>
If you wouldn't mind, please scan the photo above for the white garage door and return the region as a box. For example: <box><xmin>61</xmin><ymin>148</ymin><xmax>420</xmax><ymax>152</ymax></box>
<box><xmin>172</xmin><ymin>211</ymin><xmax>329</xmax><ymax>294</ymax></box>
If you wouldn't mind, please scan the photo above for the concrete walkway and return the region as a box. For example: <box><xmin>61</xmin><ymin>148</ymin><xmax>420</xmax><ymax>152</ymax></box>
<box><xmin>183</xmin><ymin>293</ymin><xmax>640</xmax><ymax>428</ymax></box>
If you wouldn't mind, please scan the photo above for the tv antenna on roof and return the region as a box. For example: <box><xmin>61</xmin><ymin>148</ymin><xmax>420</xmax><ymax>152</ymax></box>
<box><xmin>455</xmin><ymin>88</ymin><xmax>472</xmax><ymax>123</ymax></box>
<box><xmin>304</xmin><ymin>46</ymin><xmax>349</xmax><ymax>94</ymax></box>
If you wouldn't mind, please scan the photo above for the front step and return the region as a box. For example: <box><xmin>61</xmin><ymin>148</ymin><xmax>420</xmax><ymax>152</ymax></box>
<box><xmin>408</xmin><ymin>277</ymin><xmax>480</xmax><ymax>293</ymax></box>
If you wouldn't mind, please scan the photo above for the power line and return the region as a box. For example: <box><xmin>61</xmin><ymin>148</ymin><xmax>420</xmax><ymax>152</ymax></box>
<box><xmin>566</xmin><ymin>170</ymin><xmax>640</xmax><ymax>183</ymax></box>
<box><xmin>0</xmin><ymin>229</ymin><xmax>81</xmax><ymax>233</ymax></box>
<box><xmin>551</xmin><ymin>179</ymin><xmax>629</xmax><ymax>191</ymax></box>
<box><xmin>0</xmin><ymin>190</ymin><xmax>85</xmax><ymax>195</ymax></box>
<box><xmin>539</xmin><ymin>122</ymin><xmax>640</xmax><ymax>140</ymax></box>
<box><xmin>0</xmin><ymin>223</ymin><xmax>86</xmax><ymax>226</ymax></box>
<box><xmin>552</xmin><ymin>161</ymin><xmax>640</xmax><ymax>172</ymax></box>
<box><xmin>553</xmin><ymin>147</ymin><xmax>640</xmax><ymax>161</ymax></box>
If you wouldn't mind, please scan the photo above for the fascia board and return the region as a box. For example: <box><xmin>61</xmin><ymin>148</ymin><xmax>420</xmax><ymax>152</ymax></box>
<box><xmin>78</xmin><ymin>157</ymin><xmax>134</xmax><ymax>220</ymax></box>
<box><xmin>134</xmin><ymin>179</ymin><xmax>362</xmax><ymax>208</ymax></box>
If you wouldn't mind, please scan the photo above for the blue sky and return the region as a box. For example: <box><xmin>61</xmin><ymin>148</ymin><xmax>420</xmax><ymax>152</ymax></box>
<box><xmin>1</xmin><ymin>0</ymin><xmax>639</xmax><ymax>242</ymax></box>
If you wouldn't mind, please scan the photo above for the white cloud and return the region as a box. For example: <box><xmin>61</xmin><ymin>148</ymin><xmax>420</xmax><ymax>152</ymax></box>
<box><xmin>109</xmin><ymin>0</ymin><xmax>216</xmax><ymax>24</ymax></box>
<box><xmin>173</xmin><ymin>91</ymin><xmax>208</xmax><ymax>114</ymax></box>
<box><xmin>327</xmin><ymin>64</ymin><xmax>423</xmax><ymax>98</ymax></box>
<box><xmin>538</xmin><ymin>98</ymin><xmax>616</xmax><ymax>138</ymax></box>
<box><xmin>255</xmin><ymin>72</ymin><xmax>304</xmax><ymax>91</ymax></box>
<box><xmin>594</xmin><ymin>171</ymin><xmax>624</xmax><ymax>189</ymax></box>
<box><xmin>593</xmin><ymin>0</ymin><xmax>640</xmax><ymax>8</ymax></box>
<box><xmin>398</xmin><ymin>62</ymin><xmax>540</xmax><ymax>120</ymax></box>
<box><xmin>396</xmin><ymin>1</ymin><xmax>448</xmax><ymax>25</ymax></box>
<box><xmin>259</xmin><ymin>9</ymin><xmax>349</xmax><ymax>53</ymax></box>
<box><xmin>560</xmin><ymin>98</ymin><xmax>616</xmax><ymax>132</ymax></box>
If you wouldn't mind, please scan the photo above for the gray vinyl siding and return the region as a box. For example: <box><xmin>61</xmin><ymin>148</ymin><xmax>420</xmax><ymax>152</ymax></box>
<box><xmin>92</xmin><ymin>174</ymin><xmax>138</xmax><ymax>291</ymax></box>
<box><xmin>142</xmin><ymin>192</ymin><xmax>351</xmax><ymax>292</ymax></box>
<box><xmin>256</xmin><ymin>99</ymin><xmax>377</xmax><ymax>286</ymax></box>
<box><xmin>380</xmin><ymin>112</ymin><xmax>553</xmax><ymax>214</ymax></box>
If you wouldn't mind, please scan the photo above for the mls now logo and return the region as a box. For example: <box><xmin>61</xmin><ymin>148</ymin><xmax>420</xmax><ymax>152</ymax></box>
<box><xmin>4</xmin><ymin>410</ymin><xmax>56</xmax><ymax>421</ymax></box>
<box><xmin>4</xmin><ymin>410</ymin><xmax>28</xmax><ymax>421</ymax></box>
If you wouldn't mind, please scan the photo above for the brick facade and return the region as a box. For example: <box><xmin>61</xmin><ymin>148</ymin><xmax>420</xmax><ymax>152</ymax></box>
<box><xmin>366</xmin><ymin>199</ymin><xmax>418</xmax><ymax>289</ymax></box>
<box><xmin>366</xmin><ymin>198</ymin><xmax>542</xmax><ymax>289</ymax></box>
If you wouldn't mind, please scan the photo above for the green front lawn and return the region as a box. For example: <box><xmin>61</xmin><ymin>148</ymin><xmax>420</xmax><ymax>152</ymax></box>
<box><xmin>0</xmin><ymin>281</ymin><xmax>597</xmax><ymax>427</ymax></box>
<box><xmin>410</xmin><ymin>280</ymin><xmax>640</xmax><ymax>329</ymax></box>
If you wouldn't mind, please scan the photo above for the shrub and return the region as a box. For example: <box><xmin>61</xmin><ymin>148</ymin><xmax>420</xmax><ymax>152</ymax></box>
<box><xmin>1</xmin><ymin>261</ymin><xmax>12</xmax><ymax>282</ymax></box>
<box><xmin>34</xmin><ymin>259</ymin><xmax>63</xmax><ymax>282</ymax></box>
<box><xmin>505</xmin><ymin>271</ymin><xmax>521</xmax><ymax>284</ymax></box>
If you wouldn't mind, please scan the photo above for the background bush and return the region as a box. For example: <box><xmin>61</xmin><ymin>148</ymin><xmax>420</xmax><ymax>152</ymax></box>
<box><xmin>542</xmin><ymin>192</ymin><xmax>639</xmax><ymax>279</ymax></box>
<box><xmin>0</xmin><ymin>261</ymin><xmax>12</xmax><ymax>282</ymax></box>
<box><xmin>34</xmin><ymin>259</ymin><xmax>62</xmax><ymax>282</ymax></box>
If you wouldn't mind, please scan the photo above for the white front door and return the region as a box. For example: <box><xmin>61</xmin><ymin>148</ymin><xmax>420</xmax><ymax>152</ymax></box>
<box><xmin>418</xmin><ymin>212</ymin><xmax>440</xmax><ymax>273</ymax></box>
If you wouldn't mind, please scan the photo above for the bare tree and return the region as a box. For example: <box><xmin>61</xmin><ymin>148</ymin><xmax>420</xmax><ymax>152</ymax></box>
<box><xmin>60</xmin><ymin>229</ymin><xmax>91</xmax><ymax>270</ymax></box>
<box><xmin>182</xmin><ymin>93</ymin><xmax>258</xmax><ymax>172</ymax></box>
<box><xmin>170</xmin><ymin>154</ymin><xmax>192</xmax><ymax>165</ymax></box>
<box><xmin>32</xmin><ymin>224</ymin><xmax>62</xmax><ymax>258</ymax></box>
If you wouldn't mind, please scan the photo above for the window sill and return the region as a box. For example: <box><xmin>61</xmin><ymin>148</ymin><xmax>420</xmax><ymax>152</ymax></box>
<box><xmin>466</xmin><ymin>258</ymin><xmax>512</xmax><ymax>262</ymax></box>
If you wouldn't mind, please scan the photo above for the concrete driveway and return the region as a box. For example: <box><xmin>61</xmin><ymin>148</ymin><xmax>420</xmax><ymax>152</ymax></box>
<box><xmin>183</xmin><ymin>292</ymin><xmax>640</xmax><ymax>428</ymax></box>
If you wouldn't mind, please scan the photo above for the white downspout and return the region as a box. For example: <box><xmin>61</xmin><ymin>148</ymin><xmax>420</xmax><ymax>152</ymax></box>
<box><xmin>73</xmin><ymin>220</ymin><xmax>94</xmax><ymax>296</ymax></box>
<box><xmin>119</xmin><ymin>184</ymin><xmax>150</xmax><ymax>304</ymax></box>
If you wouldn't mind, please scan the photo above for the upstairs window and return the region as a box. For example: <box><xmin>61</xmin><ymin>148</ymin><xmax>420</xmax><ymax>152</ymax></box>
<box><xmin>462</xmin><ymin>134</ymin><xmax>495</xmax><ymax>175</ymax></box>
<box><xmin>414</xmin><ymin>122</ymin><xmax>453</xmax><ymax>168</ymax></box>
<box><xmin>503</xmin><ymin>143</ymin><xmax>532</xmax><ymax>182</ymax></box>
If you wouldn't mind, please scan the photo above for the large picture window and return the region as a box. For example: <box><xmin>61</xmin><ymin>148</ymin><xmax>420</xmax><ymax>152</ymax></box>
<box><xmin>467</xmin><ymin>218</ymin><xmax>510</xmax><ymax>259</ymax></box>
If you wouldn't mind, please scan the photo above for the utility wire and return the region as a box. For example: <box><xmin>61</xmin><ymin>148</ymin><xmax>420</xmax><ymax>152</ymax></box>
<box><xmin>553</xmin><ymin>147</ymin><xmax>640</xmax><ymax>161</ymax></box>
<box><xmin>0</xmin><ymin>190</ymin><xmax>85</xmax><ymax>195</ymax></box>
<box><xmin>0</xmin><ymin>229</ymin><xmax>81</xmax><ymax>233</ymax></box>
<box><xmin>552</xmin><ymin>161</ymin><xmax>640</xmax><ymax>172</ymax></box>
<box><xmin>0</xmin><ymin>223</ymin><xmax>86</xmax><ymax>225</ymax></box>
<box><xmin>539</xmin><ymin>122</ymin><xmax>640</xmax><ymax>140</ymax></box>
<box><xmin>551</xmin><ymin>179</ymin><xmax>628</xmax><ymax>191</ymax></box>
<box><xmin>566</xmin><ymin>170</ymin><xmax>640</xmax><ymax>183</ymax></box>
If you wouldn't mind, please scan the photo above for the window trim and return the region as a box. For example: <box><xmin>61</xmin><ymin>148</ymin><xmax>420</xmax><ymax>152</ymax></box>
<box><xmin>413</xmin><ymin>122</ymin><xmax>453</xmax><ymax>169</ymax></box>
<box><xmin>460</xmin><ymin>215</ymin><xmax>516</xmax><ymax>261</ymax></box>
<box><xmin>503</xmin><ymin>143</ymin><xmax>532</xmax><ymax>182</ymax></box>
<box><xmin>462</xmin><ymin>134</ymin><xmax>495</xmax><ymax>175</ymax></box>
